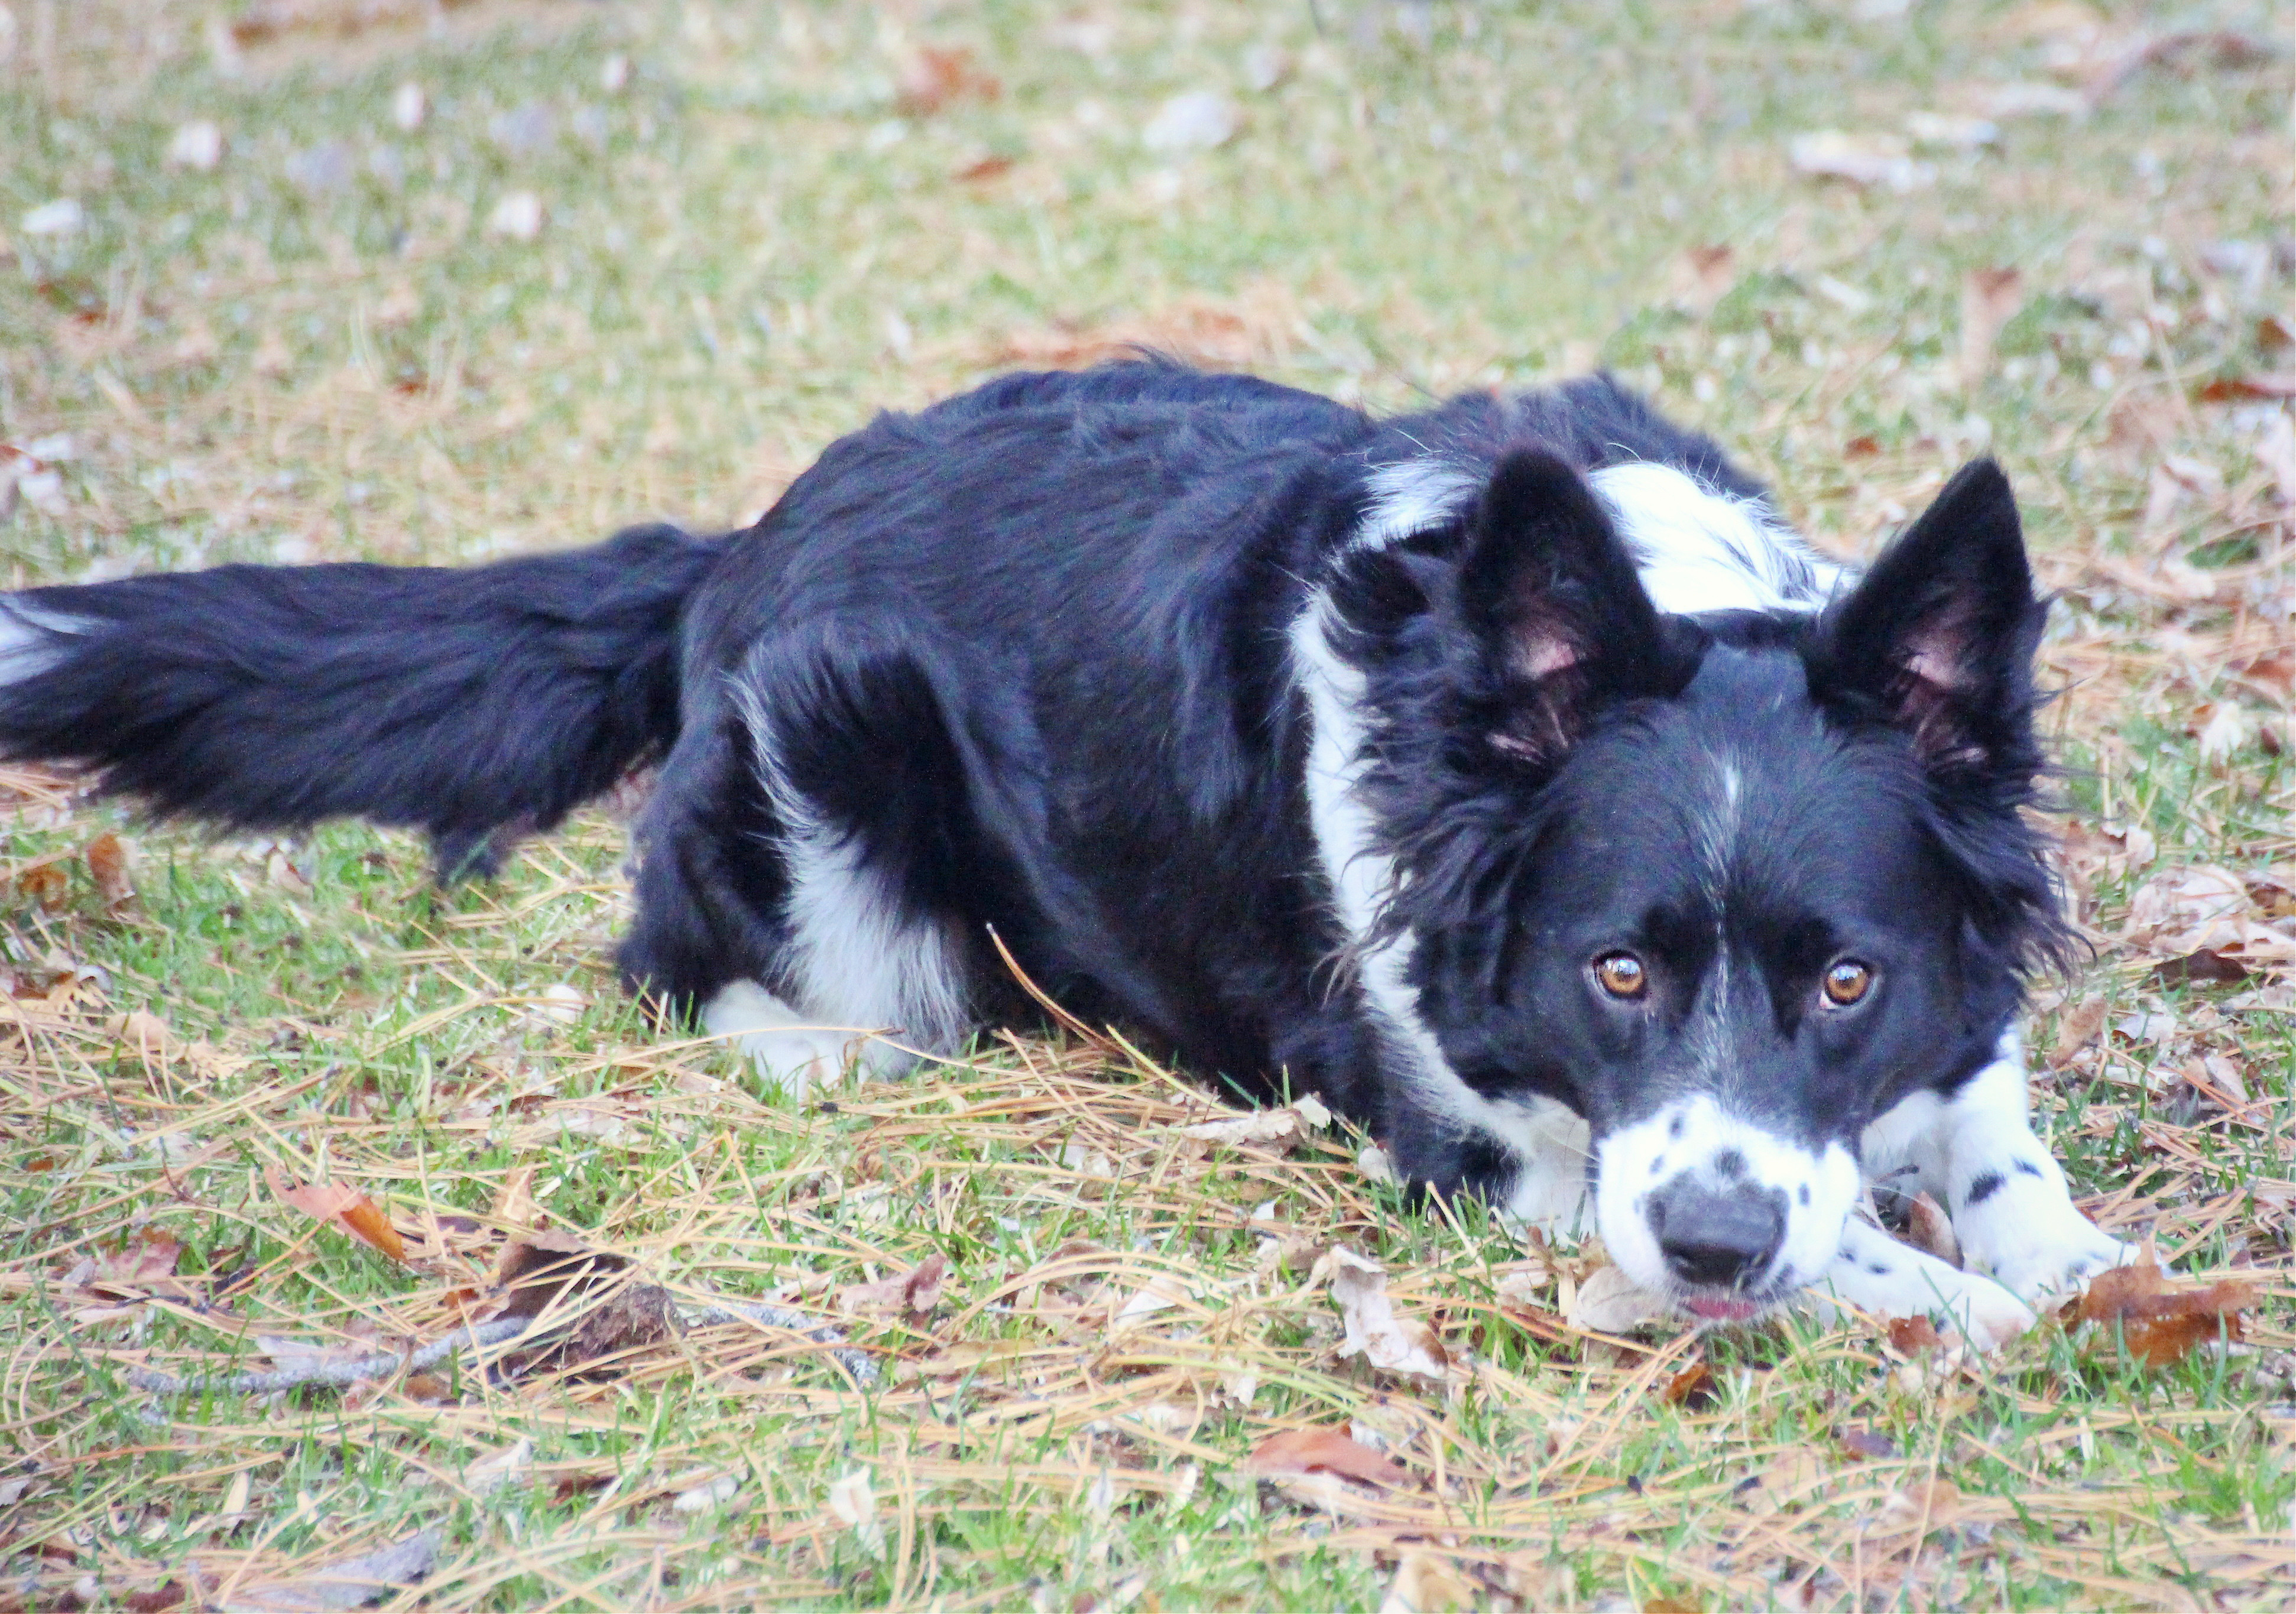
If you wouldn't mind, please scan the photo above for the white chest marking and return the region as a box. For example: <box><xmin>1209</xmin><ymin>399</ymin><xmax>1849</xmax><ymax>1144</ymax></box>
<box><xmin>1287</xmin><ymin>593</ymin><xmax>1590</xmax><ymax>1229</ymax></box>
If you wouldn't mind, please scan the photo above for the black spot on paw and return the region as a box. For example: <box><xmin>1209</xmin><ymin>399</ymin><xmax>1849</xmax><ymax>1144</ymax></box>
<box><xmin>1867</xmin><ymin>1262</ymin><xmax>1891</xmax><ymax>1276</ymax></box>
<box><xmin>1798</xmin><ymin>1184</ymin><xmax>1811</xmax><ymax>1206</ymax></box>
<box><xmin>1668</xmin><ymin>1114</ymin><xmax>1684</xmax><ymax>1139</ymax></box>
<box><xmin>1962</xmin><ymin>1171</ymin><xmax>2005</xmax><ymax>1207</ymax></box>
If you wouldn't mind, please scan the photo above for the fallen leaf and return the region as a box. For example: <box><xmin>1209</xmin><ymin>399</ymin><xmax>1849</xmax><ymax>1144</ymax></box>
<box><xmin>516</xmin><ymin>983</ymin><xmax>586</xmax><ymax>1027</ymax></box>
<box><xmin>1243</xmin><ymin>1426</ymin><xmax>1412</xmax><ymax>1489</ymax></box>
<box><xmin>1906</xmin><ymin>1191</ymin><xmax>1960</xmax><ymax>1266</ymax></box>
<box><xmin>896</xmin><ymin>46</ymin><xmax>1000</xmax><ymax>115</ymax></box>
<box><xmin>1838</xmin><ymin>1426</ymin><xmax>1901</xmax><ymax>1460</ymax></box>
<box><xmin>2126</xmin><ymin>863</ymin><xmax>2292</xmax><ymax>965</ymax></box>
<box><xmin>1904</xmin><ymin>109</ymin><xmax>1999</xmax><ymax>148</ymax></box>
<box><xmin>491</xmin><ymin>1164</ymin><xmax>536</xmax><ymax>1230</ymax></box>
<box><xmin>2245</xmin><ymin>869</ymin><xmax>2296</xmax><ymax>917</ymax></box>
<box><xmin>493</xmin><ymin>1228</ymin><xmax>628</xmax><ymax>1321</ymax></box>
<box><xmin>1662</xmin><ymin>1360</ymin><xmax>1717</xmax><ymax>1408</ymax></box>
<box><xmin>2086</xmin><ymin>30</ymin><xmax>2275</xmax><ymax>106</ymax></box>
<box><xmin>21</xmin><ymin>197</ymin><xmax>83</xmax><ymax>238</ymax></box>
<box><xmin>1142</xmin><ymin>90</ymin><xmax>1238</xmax><ymax>154</ymax></box>
<box><xmin>487</xmin><ymin>191</ymin><xmax>544</xmax><ymax>242</ymax></box>
<box><xmin>15</xmin><ymin>858</ymin><xmax>69</xmax><ymax>908</ymax></box>
<box><xmin>1180</xmin><ymin>1098</ymin><xmax>1328</xmax><ymax>1152</ymax></box>
<box><xmin>1565</xmin><ymin>1264</ymin><xmax>1664</xmax><ymax>1334</ymax></box>
<box><xmin>1382</xmin><ymin>1550</ymin><xmax>1477</xmax><ymax>1613</ymax></box>
<box><xmin>1493</xmin><ymin>1257</ymin><xmax>1552</xmax><ymax>1307</ymax></box>
<box><xmin>85</xmin><ymin>832</ymin><xmax>131</xmax><ymax>906</ymax></box>
<box><xmin>2149</xmin><ymin>948</ymin><xmax>2252</xmax><ymax>988</ymax></box>
<box><xmin>1974</xmin><ymin>79</ymin><xmax>2090</xmax><ymax>118</ymax></box>
<box><xmin>1888</xmin><ymin>1315</ymin><xmax>1945</xmax><ymax>1355</ymax></box>
<box><xmin>2073</xmin><ymin>1253</ymin><xmax>2253</xmax><ymax>1367</ymax></box>
<box><xmin>2181</xmin><ymin>1053</ymin><xmax>2250</xmax><ymax>1107</ymax></box>
<box><xmin>2255</xmin><ymin>412</ymin><xmax>2296</xmax><ymax>507</ymax></box>
<box><xmin>672</xmin><ymin>1471</ymin><xmax>739</xmax><ymax>1512</ymax></box>
<box><xmin>1788</xmin><ymin>130</ymin><xmax>1934</xmax><ymax>191</ymax></box>
<box><xmin>826</xmin><ymin>1467</ymin><xmax>883</xmax><ymax>1550</ymax></box>
<box><xmin>2195</xmin><ymin>374</ymin><xmax>2296</xmax><ymax>402</ymax></box>
<box><xmin>83</xmin><ymin>1228</ymin><xmax>184</xmax><ymax>1295</ymax></box>
<box><xmin>166</xmin><ymin>121</ymin><xmax>223</xmax><ymax>171</ymax></box>
<box><xmin>391</xmin><ymin>81</ymin><xmax>426</xmax><ymax>132</ymax></box>
<box><xmin>838</xmin><ymin>1251</ymin><xmax>949</xmax><ymax>1318</ymax></box>
<box><xmin>953</xmin><ymin>152</ymin><xmax>1015</xmax><ymax>183</ymax></box>
<box><xmin>109</xmin><ymin>1011</ymin><xmax>212</xmax><ymax>1074</ymax></box>
<box><xmin>265</xmin><ymin>1167</ymin><xmax>408</xmax><ymax>1263</ymax></box>
<box><xmin>1960</xmin><ymin>266</ymin><xmax>2024</xmax><ymax>387</ymax></box>
<box><xmin>1327</xmin><ymin>1248</ymin><xmax>1451</xmax><ymax>1383</ymax></box>
<box><xmin>2046</xmin><ymin>996</ymin><xmax>2110</xmax><ymax>1068</ymax></box>
<box><xmin>1875</xmin><ymin>1477</ymin><xmax>1963</xmax><ymax>1535</ymax></box>
<box><xmin>1672</xmin><ymin>244</ymin><xmax>1736</xmax><ymax>313</ymax></box>
<box><xmin>432</xmin><ymin>1438</ymin><xmax>523</xmax><ymax>1496</ymax></box>
<box><xmin>231</xmin><ymin>1527</ymin><xmax>439</xmax><ymax>1610</ymax></box>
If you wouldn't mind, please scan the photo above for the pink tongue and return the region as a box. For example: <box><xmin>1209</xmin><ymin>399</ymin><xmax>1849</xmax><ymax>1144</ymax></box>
<box><xmin>1685</xmin><ymin>1296</ymin><xmax>1759</xmax><ymax>1321</ymax></box>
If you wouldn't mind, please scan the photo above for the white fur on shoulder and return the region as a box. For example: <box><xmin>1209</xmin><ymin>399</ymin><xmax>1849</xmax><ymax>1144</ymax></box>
<box><xmin>1287</xmin><ymin>589</ymin><xmax>1595</xmax><ymax>1232</ymax></box>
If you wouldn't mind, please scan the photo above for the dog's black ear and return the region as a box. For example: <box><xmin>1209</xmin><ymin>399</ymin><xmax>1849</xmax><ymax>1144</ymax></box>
<box><xmin>1457</xmin><ymin>450</ymin><xmax>1673</xmax><ymax>763</ymax></box>
<box><xmin>1818</xmin><ymin>459</ymin><xmax>2043</xmax><ymax>774</ymax></box>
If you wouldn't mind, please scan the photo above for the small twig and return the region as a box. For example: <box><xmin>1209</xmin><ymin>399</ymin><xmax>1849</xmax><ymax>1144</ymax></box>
<box><xmin>127</xmin><ymin>1317</ymin><xmax>534</xmax><ymax>1398</ymax></box>
<box><xmin>683</xmin><ymin>1298</ymin><xmax>879</xmax><ymax>1386</ymax></box>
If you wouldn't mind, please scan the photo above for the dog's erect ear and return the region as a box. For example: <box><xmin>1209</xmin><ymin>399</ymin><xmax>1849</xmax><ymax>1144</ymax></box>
<box><xmin>1457</xmin><ymin>450</ymin><xmax>1674</xmax><ymax>764</ymax></box>
<box><xmin>1820</xmin><ymin>459</ymin><xmax>2043</xmax><ymax>773</ymax></box>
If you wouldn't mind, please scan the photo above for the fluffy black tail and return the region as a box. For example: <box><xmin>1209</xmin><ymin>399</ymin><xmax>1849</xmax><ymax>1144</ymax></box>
<box><xmin>0</xmin><ymin>524</ymin><xmax>727</xmax><ymax>877</ymax></box>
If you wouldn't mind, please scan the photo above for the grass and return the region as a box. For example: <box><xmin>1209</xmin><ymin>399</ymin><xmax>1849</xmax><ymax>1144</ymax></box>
<box><xmin>1</xmin><ymin>0</ymin><xmax>2291</xmax><ymax>1607</ymax></box>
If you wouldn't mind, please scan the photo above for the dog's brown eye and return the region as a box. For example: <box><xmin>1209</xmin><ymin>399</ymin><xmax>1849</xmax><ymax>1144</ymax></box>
<box><xmin>1822</xmin><ymin>960</ymin><xmax>1873</xmax><ymax>1007</ymax></box>
<box><xmin>1593</xmin><ymin>952</ymin><xmax>1648</xmax><ymax>1000</ymax></box>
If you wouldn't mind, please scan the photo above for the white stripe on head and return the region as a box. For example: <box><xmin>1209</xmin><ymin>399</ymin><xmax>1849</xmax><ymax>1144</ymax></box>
<box><xmin>1589</xmin><ymin>462</ymin><xmax>1845</xmax><ymax>615</ymax></box>
<box><xmin>1348</xmin><ymin>459</ymin><xmax>1481</xmax><ymax>551</ymax></box>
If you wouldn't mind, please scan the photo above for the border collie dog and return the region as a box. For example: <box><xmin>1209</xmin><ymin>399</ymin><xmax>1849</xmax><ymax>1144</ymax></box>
<box><xmin>0</xmin><ymin>362</ymin><xmax>2135</xmax><ymax>1342</ymax></box>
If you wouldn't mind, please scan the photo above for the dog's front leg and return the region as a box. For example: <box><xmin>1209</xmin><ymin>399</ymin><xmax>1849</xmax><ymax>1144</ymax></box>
<box><xmin>1864</xmin><ymin>1029</ymin><xmax>2139</xmax><ymax>1304</ymax></box>
<box><xmin>1812</xmin><ymin>1217</ymin><xmax>2035</xmax><ymax>1349</ymax></box>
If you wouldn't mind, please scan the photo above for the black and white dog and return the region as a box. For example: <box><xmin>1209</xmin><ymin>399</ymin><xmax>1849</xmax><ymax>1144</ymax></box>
<box><xmin>0</xmin><ymin>362</ymin><xmax>2135</xmax><ymax>1342</ymax></box>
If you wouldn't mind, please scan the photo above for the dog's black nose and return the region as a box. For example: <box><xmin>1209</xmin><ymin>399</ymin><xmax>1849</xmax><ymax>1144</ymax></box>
<box><xmin>1650</xmin><ymin>1180</ymin><xmax>1785</xmax><ymax>1288</ymax></box>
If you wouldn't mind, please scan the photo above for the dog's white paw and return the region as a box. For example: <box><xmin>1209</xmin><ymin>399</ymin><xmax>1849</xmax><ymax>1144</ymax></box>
<box><xmin>1959</xmin><ymin>1203</ymin><xmax>2139</xmax><ymax>1304</ymax></box>
<box><xmin>1817</xmin><ymin>1220</ymin><xmax>2038</xmax><ymax>1350</ymax></box>
<box><xmin>701</xmin><ymin>980</ymin><xmax>860</xmax><ymax>1097</ymax></box>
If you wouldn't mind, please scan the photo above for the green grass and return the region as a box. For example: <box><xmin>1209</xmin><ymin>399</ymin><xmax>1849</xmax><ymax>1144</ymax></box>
<box><xmin>2</xmin><ymin>1</ymin><xmax>2291</xmax><ymax>1609</ymax></box>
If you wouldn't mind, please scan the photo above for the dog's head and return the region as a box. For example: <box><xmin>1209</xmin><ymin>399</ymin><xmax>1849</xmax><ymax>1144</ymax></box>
<box><xmin>1349</xmin><ymin>451</ymin><xmax>2071</xmax><ymax>1316</ymax></box>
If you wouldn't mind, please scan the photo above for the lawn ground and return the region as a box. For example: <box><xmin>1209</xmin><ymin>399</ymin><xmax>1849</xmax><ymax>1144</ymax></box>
<box><xmin>1</xmin><ymin>1</ymin><xmax>2291</xmax><ymax>1608</ymax></box>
